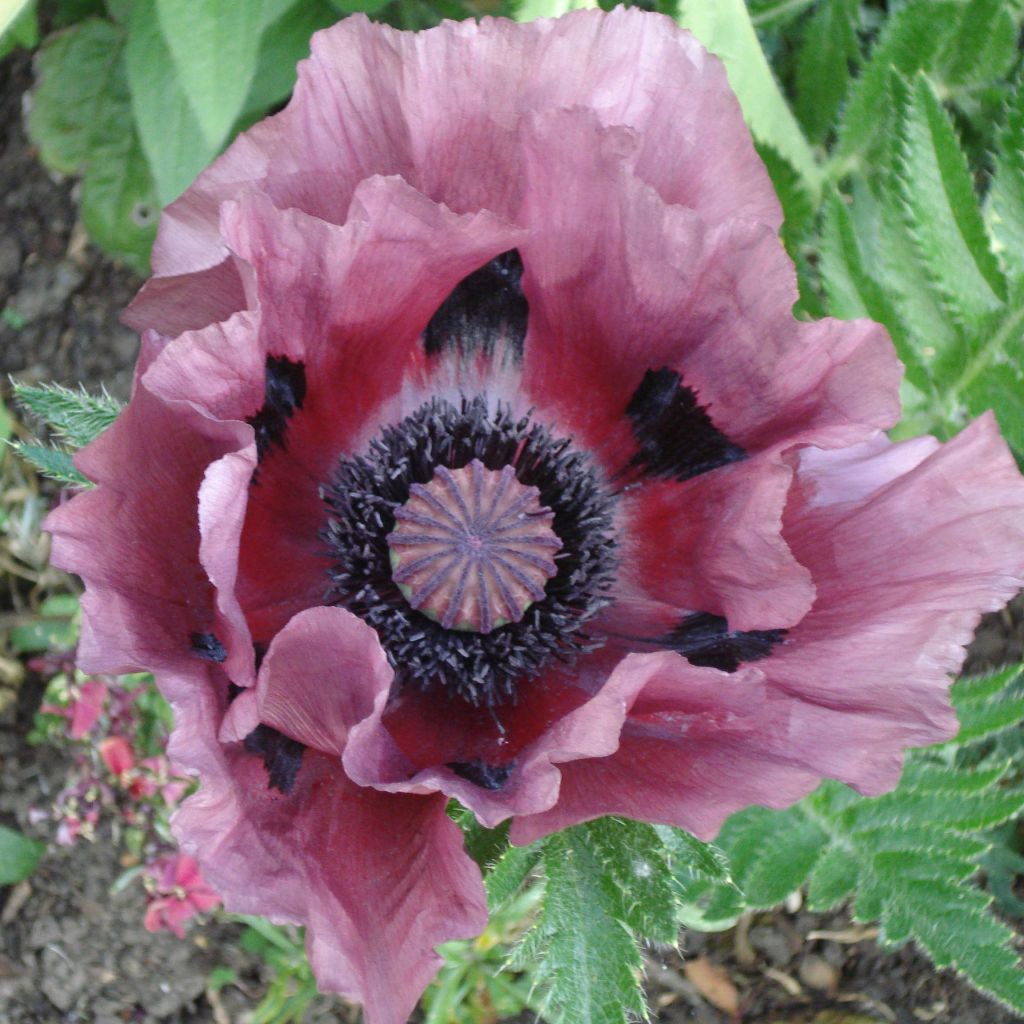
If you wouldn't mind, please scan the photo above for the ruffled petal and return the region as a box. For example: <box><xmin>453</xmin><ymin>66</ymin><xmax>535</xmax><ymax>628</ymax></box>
<box><xmin>45</xmin><ymin>371</ymin><xmax>252</xmax><ymax>677</ymax></box>
<box><xmin>253</xmin><ymin>607</ymin><xmax>393</xmax><ymax>758</ymax></box>
<box><xmin>510</xmin><ymin>653</ymin><xmax>819</xmax><ymax>843</ymax></box>
<box><xmin>759</xmin><ymin>414</ymin><xmax>1024</xmax><ymax>794</ymax></box>
<box><xmin>169</xmin><ymin>674</ymin><xmax>486</xmax><ymax>1024</ymax></box>
<box><xmin>344</xmin><ymin>648</ymin><xmax>646</xmax><ymax>828</ymax></box>
<box><xmin>139</xmin><ymin>7</ymin><xmax>778</xmax><ymax>306</ymax></box>
<box><xmin>620</xmin><ymin>452</ymin><xmax>814</xmax><ymax>631</ymax></box>
<box><xmin>517</xmin><ymin>108</ymin><xmax>900</xmax><ymax>467</ymax></box>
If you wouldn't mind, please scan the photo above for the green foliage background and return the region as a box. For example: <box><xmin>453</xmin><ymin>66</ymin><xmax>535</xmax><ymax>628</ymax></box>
<box><xmin>4</xmin><ymin>0</ymin><xmax>1024</xmax><ymax>1021</ymax></box>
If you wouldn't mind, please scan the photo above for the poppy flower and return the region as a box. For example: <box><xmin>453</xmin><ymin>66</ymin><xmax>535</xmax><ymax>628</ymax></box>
<box><xmin>45</xmin><ymin>8</ymin><xmax>1024</xmax><ymax>1023</ymax></box>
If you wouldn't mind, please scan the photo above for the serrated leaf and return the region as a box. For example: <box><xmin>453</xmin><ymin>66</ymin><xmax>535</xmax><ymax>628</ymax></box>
<box><xmin>987</xmin><ymin>77</ymin><xmax>1024</xmax><ymax>286</ymax></box>
<box><xmin>834</xmin><ymin>0</ymin><xmax>960</xmax><ymax>174</ymax></box>
<box><xmin>14</xmin><ymin>383</ymin><xmax>121</xmax><ymax>447</ymax></box>
<box><xmin>520</xmin><ymin>825</ymin><xmax>648</xmax><ymax>1024</ymax></box>
<box><xmin>819</xmin><ymin>188</ymin><xmax>931</xmax><ymax>391</ymax></box>
<box><xmin>584</xmin><ymin>818</ymin><xmax>678</xmax><ymax>942</ymax></box>
<box><xmin>11</xmin><ymin>443</ymin><xmax>92</xmax><ymax>487</ymax></box>
<box><xmin>125</xmin><ymin>0</ymin><xmax>221</xmax><ymax>205</ymax></box>
<box><xmin>486</xmin><ymin>842</ymin><xmax>541</xmax><ymax>912</ymax></box>
<box><xmin>806</xmin><ymin>847</ymin><xmax>858</xmax><ymax>910</ymax></box>
<box><xmin>756</xmin><ymin>142</ymin><xmax>816</xmax><ymax>259</ymax></box>
<box><xmin>154</xmin><ymin>0</ymin><xmax>262</xmax><ymax>153</ymax></box>
<box><xmin>703</xmin><ymin>665</ymin><xmax>1024</xmax><ymax>1013</ymax></box>
<box><xmin>0</xmin><ymin>825</ymin><xmax>43</xmax><ymax>884</ymax></box>
<box><xmin>675</xmin><ymin>0</ymin><xmax>822</xmax><ymax>195</ymax></box>
<box><xmin>794</xmin><ymin>0</ymin><xmax>858</xmax><ymax>144</ymax></box>
<box><xmin>898</xmin><ymin>74</ymin><xmax>1006</xmax><ymax>325</ymax></box>
<box><xmin>933</xmin><ymin>0</ymin><xmax>1020</xmax><ymax>91</ymax></box>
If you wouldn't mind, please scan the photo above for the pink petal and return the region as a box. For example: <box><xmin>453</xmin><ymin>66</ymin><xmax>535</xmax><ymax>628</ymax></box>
<box><xmin>100</xmin><ymin>735</ymin><xmax>135</xmax><ymax>776</ymax></box>
<box><xmin>218</xmin><ymin>181</ymin><xmax>518</xmax><ymax>640</ymax></box>
<box><xmin>69</xmin><ymin>678</ymin><xmax>108</xmax><ymax>738</ymax></box>
<box><xmin>345</xmin><ymin>648</ymin><xmax>648</xmax><ymax>828</ymax></box>
<box><xmin>254</xmin><ymin>607</ymin><xmax>393</xmax><ymax>758</ymax></box>
<box><xmin>45</xmin><ymin>369</ymin><xmax>251</xmax><ymax>678</ymax></box>
<box><xmin>620</xmin><ymin>453</ymin><xmax>814</xmax><ymax>631</ymax></box>
<box><xmin>170</xmin><ymin>672</ymin><xmax>486</xmax><ymax>1024</ymax></box>
<box><xmin>515</xmin><ymin>107</ymin><xmax>900</xmax><ymax>470</ymax></box>
<box><xmin>759</xmin><ymin>414</ymin><xmax>1024</xmax><ymax>794</ymax></box>
<box><xmin>144</xmin><ymin>9</ymin><xmax>777</xmax><ymax>288</ymax></box>
<box><xmin>511</xmin><ymin>654</ymin><xmax>819</xmax><ymax>844</ymax></box>
<box><xmin>122</xmin><ymin>256</ymin><xmax>251</xmax><ymax>337</ymax></box>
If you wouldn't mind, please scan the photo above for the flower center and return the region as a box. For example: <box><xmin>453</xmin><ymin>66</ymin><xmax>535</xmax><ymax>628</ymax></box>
<box><xmin>322</xmin><ymin>395</ymin><xmax>617</xmax><ymax>706</ymax></box>
<box><xmin>388</xmin><ymin>461</ymin><xmax>561</xmax><ymax>634</ymax></box>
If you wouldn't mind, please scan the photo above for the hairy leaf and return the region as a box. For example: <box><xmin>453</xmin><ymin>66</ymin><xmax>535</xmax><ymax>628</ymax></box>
<box><xmin>794</xmin><ymin>0</ymin><xmax>858</xmax><ymax>144</ymax></box>
<box><xmin>11</xmin><ymin>443</ymin><xmax>91</xmax><ymax>487</ymax></box>
<box><xmin>14</xmin><ymin>383</ymin><xmax>121</xmax><ymax>448</ymax></box>
<box><xmin>519</xmin><ymin>825</ymin><xmax>647</xmax><ymax>1024</ymax></box>
<box><xmin>898</xmin><ymin>74</ymin><xmax>1006</xmax><ymax>325</ymax></box>
<box><xmin>834</xmin><ymin>0</ymin><xmax>960</xmax><ymax>174</ymax></box>
<box><xmin>987</xmin><ymin>77</ymin><xmax>1024</xmax><ymax>286</ymax></box>
<box><xmin>706</xmin><ymin>665</ymin><xmax>1024</xmax><ymax>1014</ymax></box>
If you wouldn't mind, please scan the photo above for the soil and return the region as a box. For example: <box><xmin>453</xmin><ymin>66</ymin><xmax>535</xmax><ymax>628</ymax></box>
<box><xmin>1</xmin><ymin>42</ymin><xmax>1022</xmax><ymax>1024</ymax></box>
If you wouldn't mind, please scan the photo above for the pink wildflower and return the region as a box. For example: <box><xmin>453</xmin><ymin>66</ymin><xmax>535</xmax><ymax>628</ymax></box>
<box><xmin>143</xmin><ymin>853</ymin><xmax>221</xmax><ymax>938</ymax></box>
<box><xmin>44</xmin><ymin>10</ymin><xmax>1024</xmax><ymax>1023</ymax></box>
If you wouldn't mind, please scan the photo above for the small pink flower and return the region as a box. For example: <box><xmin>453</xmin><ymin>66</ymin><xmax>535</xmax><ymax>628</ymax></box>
<box><xmin>44</xmin><ymin>10</ymin><xmax>1024</xmax><ymax>1024</ymax></box>
<box><xmin>100</xmin><ymin>735</ymin><xmax>135</xmax><ymax>778</ymax></box>
<box><xmin>143</xmin><ymin>853</ymin><xmax>221</xmax><ymax>939</ymax></box>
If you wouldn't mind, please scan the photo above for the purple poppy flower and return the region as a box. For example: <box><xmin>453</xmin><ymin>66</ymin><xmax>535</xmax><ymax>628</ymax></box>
<box><xmin>45</xmin><ymin>9</ymin><xmax>1024</xmax><ymax>1023</ymax></box>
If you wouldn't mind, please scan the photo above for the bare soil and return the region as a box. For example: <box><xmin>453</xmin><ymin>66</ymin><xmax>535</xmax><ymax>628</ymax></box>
<box><xmin>1</xmin><ymin>44</ymin><xmax>1022</xmax><ymax>1024</ymax></box>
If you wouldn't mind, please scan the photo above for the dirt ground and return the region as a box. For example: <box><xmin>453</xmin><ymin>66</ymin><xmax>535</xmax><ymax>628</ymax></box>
<box><xmin>1</xmin><ymin>45</ymin><xmax>1022</xmax><ymax>1024</ymax></box>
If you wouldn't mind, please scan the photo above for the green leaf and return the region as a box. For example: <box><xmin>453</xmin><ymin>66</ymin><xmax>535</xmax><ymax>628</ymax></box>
<box><xmin>9</xmin><ymin>594</ymin><xmax>80</xmax><ymax>653</ymax></box>
<box><xmin>11</xmin><ymin>443</ymin><xmax>92</xmax><ymax>487</ymax></box>
<box><xmin>514</xmin><ymin>0</ymin><xmax>595</xmax><ymax>19</ymax></box>
<box><xmin>14</xmin><ymin>383</ymin><xmax>121</xmax><ymax>448</ymax></box>
<box><xmin>125</xmin><ymin>0</ymin><xmax>221</xmax><ymax>205</ymax></box>
<box><xmin>747</xmin><ymin>0</ymin><xmax>816</xmax><ymax>30</ymax></box>
<box><xmin>329</xmin><ymin>0</ymin><xmax>394</xmax><ymax>13</ymax></box>
<box><xmin>898</xmin><ymin>73</ymin><xmax>1006</xmax><ymax>325</ymax></box>
<box><xmin>951</xmin><ymin>666</ymin><xmax>1024</xmax><ymax>743</ymax></box>
<box><xmin>27</xmin><ymin>19</ymin><xmax>124</xmax><ymax>175</ymax></box>
<box><xmin>674</xmin><ymin>0</ymin><xmax>822</xmax><ymax>196</ymax></box>
<box><xmin>933</xmin><ymin>0</ymin><xmax>1020</xmax><ymax>91</ymax></box>
<box><xmin>0</xmin><ymin>825</ymin><xmax>43</xmax><ymax>885</ymax></box>
<box><xmin>518</xmin><ymin>824</ymin><xmax>647</xmax><ymax>1024</ymax></box>
<box><xmin>0</xmin><ymin>0</ymin><xmax>36</xmax><ymax>57</ymax></box>
<box><xmin>81</xmin><ymin>125</ymin><xmax>158</xmax><ymax>273</ymax></box>
<box><xmin>794</xmin><ymin>0</ymin><xmax>858</xmax><ymax>144</ymax></box>
<box><xmin>756</xmin><ymin>142</ymin><xmax>816</xmax><ymax>258</ymax></box>
<box><xmin>239</xmin><ymin>0</ymin><xmax>338</xmax><ymax>120</ymax></box>
<box><xmin>27</xmin><ymin>19</ymin><xmax>158</xmax><ymax>269</ymax></box>
<box><xmin>155</xmin><ymin>0</ymin><xmax>263</xmax><ymax>152</ymax></box>
<box><xmin>987</xmin><ymin>77</ymin><xmax>1024</xmax><ymax>286</ymax></box>
<box><xmin>583</xmin><ymin>818</ymin><xmax>678</xmax><ymax>942</ymax></box>
<box><xmin>486</xmin><ymin>842</ymin><xmax>541</xmax><ymax>912</ymax></box>
<box><xmin>819</xmin><ymin>188</ymin><xmax>932</xmax><ymax>392</ymax></box>
<box><xmin>833</xmin><ymin>0</ymin><xmax>960</xmax><ymax>176</ymax></box>
<box><xmin>704</xmin><ymin>664</ymin><xmax>1024</xmax><ymax>1015</ymax></box>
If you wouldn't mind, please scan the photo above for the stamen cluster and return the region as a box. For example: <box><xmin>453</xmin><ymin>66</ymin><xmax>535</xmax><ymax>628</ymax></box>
<box><xmin>323</xmin><ymin>395</ymin><xmax>617</xmax><ymax>705</ymax></box>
